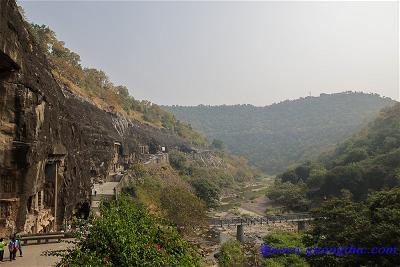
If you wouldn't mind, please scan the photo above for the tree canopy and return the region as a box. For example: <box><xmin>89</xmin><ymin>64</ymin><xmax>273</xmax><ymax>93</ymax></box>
<box><xmin>275</xmin><ymin>103</ymin><xmax>400</xmax><ymax>206</ymax></box>
<box><xmin>165</xmin><ymin>93</ymin><xmax>394</xmax><ymax>173</ymax></box>
<box><xmin>58</xmin><ymin>196</ymin><xmax>200</xmax><ymax>266</ymax></box>
<box><xmin>305</xmin><ymin>188</ymin><xmax>400</xmax><ymax>267</ymax></box>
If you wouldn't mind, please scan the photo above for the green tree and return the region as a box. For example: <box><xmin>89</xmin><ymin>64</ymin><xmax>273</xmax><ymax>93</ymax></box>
<box><xmin>343</xmin><ymin>148</ymin><xmax>368</xmax><ymax>164</ymax></box>
<box><xmin>58</xmin><ymin>196</ymin><xmax>200</xmax><ymax>266</ymax></box>
<box><xmin>169</xmin><ymin>150</ymin><xmax>188</xmax><ymax>172</ymax></box>
<box><xmin>129</xmin><ymin>162</ymin><xmax>147</xmax><ymax>177</ymax></box>
<box><xmin>160</xmin><ymin>185</ymin><xmax>206</xmax><ymax>233</ymax></box>
<box><xmin>305</xmin><ymin>188</ymin><xmax>400</xmax><ymax>267</ymax></box>
<box><xmin>190</xmin><ymin>179</ymin><xmax>220</xmax><ymax>208</ymax></box>
<box><xmin>320</xmin><ymin>164</ymin><xmax>365</xmax><ymax>200</ymax></box>
<box><xmin>266</xmin><ymin>181</ymin><xmax>310</xmax><ymax>212</ymax></box>
<box><xmin>212</xmin><ymin>139</ymin><xmax>224</xmax><ymax>150</ymax></box>
<box><xmin>166</xmin><ymin>93</ymin><xmax>395</xmax><ymax>174</ymax></box>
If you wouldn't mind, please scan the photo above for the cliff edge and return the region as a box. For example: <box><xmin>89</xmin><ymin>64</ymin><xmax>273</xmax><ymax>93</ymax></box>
<box><xmin>0</xmin><ymin>0</ymin><xmax>188</xmax><ymax>236</ymax></box>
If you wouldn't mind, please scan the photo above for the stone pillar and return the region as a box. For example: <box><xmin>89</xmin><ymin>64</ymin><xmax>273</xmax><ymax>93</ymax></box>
<box><xmin>34</xmin><ymin>193</ymin><xmax>39</xmax><ymax>211</ymax></box>
<box><xmin>297</xmin><ymin>221</ymin><xmax>306</xmax><ymax>232</ymax></box>
<box><xmin>40</xmin><ymin>190</ymin><xmax>44</xmax><ymax>210</ymax></box>
<box><xmin>236</xmin><ymin>225</ymin><xmax>244</xmax><ymax>242</ymax></box>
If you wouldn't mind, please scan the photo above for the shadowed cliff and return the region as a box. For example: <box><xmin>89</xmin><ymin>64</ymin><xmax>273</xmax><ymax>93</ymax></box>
<box><xmin>0</xmin><ymin>0</ymin><xmax>190</xmax><ymax>235</ymax></box>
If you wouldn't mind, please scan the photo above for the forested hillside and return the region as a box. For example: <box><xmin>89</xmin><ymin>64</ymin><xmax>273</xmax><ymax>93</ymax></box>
<box><xmin>266</xmin><ymin>104</ymin><xmax>400</xmax><ymax>267</ymax></box>
<box><xmin>270</xmin><ymin>103</ymin><xmax>400</xmax><ymax>211</ymax></box>
<box><xmin>166</xmin><ymin>93</ymin><xmax>395</xmax><ymax>173</ymax></box>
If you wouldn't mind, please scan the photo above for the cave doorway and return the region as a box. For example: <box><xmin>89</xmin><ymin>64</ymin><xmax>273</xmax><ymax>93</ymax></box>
<box><xmin>149</xmin><ymin>143</ymin><xmax>158</xmax><ymax>154</ymax></box>
<box><xmin>75</xmin><ymin>202</ymin><xmax>90</xmax><ymax>220</ymax></box>
<box><xmin>44</xmin><ymin>162</ymin><xmax>56</xmax><ymax>208</ymax></box>
<box><xmin>44</xmin><ymin>159</ymin><xmax>63</xmax><ymax>231</ymax></box>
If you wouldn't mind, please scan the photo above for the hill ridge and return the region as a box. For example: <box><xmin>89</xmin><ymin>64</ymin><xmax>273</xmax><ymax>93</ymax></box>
<box><xmin>165</xmin><ymin>92</ymin><xmax>396</xmax><ymax>173</ymax></box>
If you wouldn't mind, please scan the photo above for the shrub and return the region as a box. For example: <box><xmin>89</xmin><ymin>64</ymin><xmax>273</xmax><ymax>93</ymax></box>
<box><xmin>129</xmin><ymin>162</ymin><xmax>147</xmax><ymax>177</ymax></box>
<box><xmin>190</xmin><ymin>179</ymin><xmax>220</xmax><ymax>208</ymax></box>
<box><xmin>169</xmin><ymin>150</ymin><xmax>188</xmax><ymax>171</ymax></box>
<box><xmin>160</xmin><ymin>185</ymin><xmax>206</xmax><ymax>233</ymax></box>
<box><xmin>58</xmin><ymin>196</ymin><xmax>200</xmax><ymax>266</ymax></box>
<box><xmin>262</xmin><ymin>231</ymin><xmax>308</xmax><ymax>267</ymax></box>
<box><xmin>217</xmin><ymin>239</ymin><xmax>245</xmax><ymax>267</ymax></box>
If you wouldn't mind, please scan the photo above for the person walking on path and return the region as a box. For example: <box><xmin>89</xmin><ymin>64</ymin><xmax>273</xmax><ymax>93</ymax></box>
<box><xmin>15</xmin><ymin>233</ymin><xmax>22</xmax><ymax>257</ymax></box>
<box><xmin>0</xmin><ymin>238</ymin><xmax>5</xmax><ymax>262</ymax></box>
<box><xmin>8</xmin><ymin>236</ymin><xmax>17</xmax><ymax>261</ymax></box>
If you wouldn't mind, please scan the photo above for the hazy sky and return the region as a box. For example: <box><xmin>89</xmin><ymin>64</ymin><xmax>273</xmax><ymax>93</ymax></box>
<box><xmin>20</xmin><ymin>1</ymin><xmax>399</xmax><ymax>106</ymax></box>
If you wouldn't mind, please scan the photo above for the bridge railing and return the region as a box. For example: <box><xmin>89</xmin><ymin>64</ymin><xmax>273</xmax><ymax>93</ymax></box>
<box><xmin>209</xmin><ymin>213</ymin><xmax>314</xmax><ymax>227</ymax></box>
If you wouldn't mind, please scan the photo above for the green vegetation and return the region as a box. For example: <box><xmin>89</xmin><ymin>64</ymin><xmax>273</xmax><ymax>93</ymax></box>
<box><xmin>266</xmin><ymin>181</ymin><xmax>310</xmax><ymax>212</ymax></box>
<box><xmin>217</xmin><ymin>240</ymin><xmax>246</xmax><ymax>267</ymax></box>
<box><xmin>260</xmin><ymin>104</ymin><xmax>400</xmax><ymax>266</ymax></box>
<box><xmin>264</xmin><ymin>231</ymin><xmax>305</xmax><ymax>250</ymax></box>
<box><xmin>27</xmin><ymin>23</ymin><xmax>206</xmax><ymax>146</ymax></box>
<box><xmin>167</xmin><ymin>149</ymin><xmax>259</xmax><ymax>204</ymax></box>
<box><xmin>58</xmin><ymin>196</ymin><xmax>200</xmax><ymax>266</ymax></box>
<box><xmin>190</xmin><ymin>178</ymin><xmax>220</xmax><ymax>208</ymax></box>
<box><xmin>122</xmin><ymin>150</ymin><xmax>257</xmax><ymax>232</ymax></box>
<box><xmin>166</xmin><ymin>93</ymin><xmax>395</xmax><ymax>173</ymax></box>
<box><xmin>124</xmin><ymin>166</ymin><xmax>207</xmax><ymax>234</ymax></box>
<box><xmin>168</xmin><ymin>150</ymin><xmax>190</xmax><ymax>174</ymax></box>
<box><xmin>160</xmin><ymin>184</ymin><xmax>206</xmax><ymax>232</ymax></box>
<box><xmin>264</xmin><ymin>255</ymin><xmax>308</xmax><ymax>267</ymax></box>
<box><xmin>275</xmin><ymin>103</ymin><xmax>400</xmax><ymax>208</ymax></box>
<box><xmin>212</xmin><ymin>139</ymin><xmax>224</xmax><ymax>150</ymax></box>
<box><xmin>304</xmin><ymin>188</ymin><xmax>400</xmax><ymax>267</ymax></box>
<box><xmin>261</xmin><ymin>188</ymin><xmax>400</xmax><ymax>266</ymax></box>
<box><xmin>262</xmin><ymin>231</ymin><xmax>308</xmax><ymax>267</ymax></box>
<box><xmin>256</xmin><ymin>189</ymin><xmax>400</xmax><ymax>266</ymax></box>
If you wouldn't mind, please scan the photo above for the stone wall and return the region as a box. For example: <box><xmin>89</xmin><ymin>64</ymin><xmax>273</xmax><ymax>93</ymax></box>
<box><xmin>0</xmin><ymin>0</ymin><xmax>188</xmax><ymax>235</ymax></box>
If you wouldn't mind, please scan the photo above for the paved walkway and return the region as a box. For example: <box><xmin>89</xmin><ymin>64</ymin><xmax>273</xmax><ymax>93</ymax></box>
<box><xmin>91</xmin><ymin>181</ymin><xmax>118</xmax><ymax>216</ymax></box>
<box><xmin>93</xmin><ymin>182</ymin><xmax>118</xmax><ymax>196</ymax></box>
<box><xmin>0</xmin><ymin>241</ymin><xmax>72</xmax><ymax>267</ymax></box>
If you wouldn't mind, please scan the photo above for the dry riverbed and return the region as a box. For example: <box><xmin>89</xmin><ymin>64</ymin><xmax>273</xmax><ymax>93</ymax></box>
<box><xmin>198</xmin><ymin>176</ymin><xmax>296</xmax><ymax>265</ymax></box>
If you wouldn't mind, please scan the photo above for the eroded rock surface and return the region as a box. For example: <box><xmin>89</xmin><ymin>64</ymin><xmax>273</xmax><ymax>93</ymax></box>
<box><xmin>0</xmin><ymin>0</ymin><xmax>188</xmax><ymax>236</ymax></box>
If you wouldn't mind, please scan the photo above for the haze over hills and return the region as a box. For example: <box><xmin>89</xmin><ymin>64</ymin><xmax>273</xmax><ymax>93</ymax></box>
<box><xmin>277</xmin><ymin>102</ymin><xmax>400</xmax><ymax>204</ymax></box>
<box><xmin>265</xmin><ymin>104</ymin><xmax>400</xmax><ymax>267</ymax></box>
<box><xmin>165</xmin><ymin>92</ymin><xmax>396</xmax><ymax>174</ymax></box>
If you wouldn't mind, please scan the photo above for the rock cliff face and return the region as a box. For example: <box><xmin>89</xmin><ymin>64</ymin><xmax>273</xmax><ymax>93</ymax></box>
<box><xmin>0</xmin><ymin>0</ymin><xmax>187</xmax><ymax>236</ymax></box>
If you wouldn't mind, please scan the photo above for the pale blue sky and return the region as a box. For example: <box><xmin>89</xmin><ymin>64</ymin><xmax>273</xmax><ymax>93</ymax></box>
<box><xmin>19</xmin><ymin>1</ymin><xmax>399</xmax><ymax>106</ymax></box>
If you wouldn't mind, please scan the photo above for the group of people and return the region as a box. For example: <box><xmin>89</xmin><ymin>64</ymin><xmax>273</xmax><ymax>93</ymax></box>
<box><xmin>0</xmin><ymin>233</ymin><xmax>23</xmax><ymax>262</ymax></box>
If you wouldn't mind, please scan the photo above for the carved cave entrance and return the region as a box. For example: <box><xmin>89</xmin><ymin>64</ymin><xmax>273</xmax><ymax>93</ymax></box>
<box><xmin>43</xmin><ymin>158</ymin><xmax>63</xmax><ymax>231</ymax></box>
<box><xmin>75</xmin><ymin>202</ymin><xmax>90</xmax><ymax>220</ymax></box>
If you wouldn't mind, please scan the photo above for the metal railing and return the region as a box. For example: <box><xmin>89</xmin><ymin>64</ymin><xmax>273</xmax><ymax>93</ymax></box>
<box><xmin>209</xmin><ymin>213</ymin><xmax>314</xmax><ymax>227</ymax></box>
<box><xmin>20</xmin><ymin>231</ymin><xmax>73</xmax><ymax>245</ymax></box>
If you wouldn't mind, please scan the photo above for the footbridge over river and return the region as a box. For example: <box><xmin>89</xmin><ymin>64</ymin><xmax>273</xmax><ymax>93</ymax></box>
<box><xmin>209</xmin><ymin>213</ymin><xmax>315</xmax><ymax>242</ymax></box>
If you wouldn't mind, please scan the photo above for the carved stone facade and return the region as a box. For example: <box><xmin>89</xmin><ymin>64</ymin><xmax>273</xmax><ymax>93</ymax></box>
<box><xmin>0</xmin><ymin>199</ymin><xmax>18</xmax><ymax>237</ymax></box>
<box><xmin>0</xmin><ymin>0</ymin><xmax>188</xmax><ymax>236</ymax></box>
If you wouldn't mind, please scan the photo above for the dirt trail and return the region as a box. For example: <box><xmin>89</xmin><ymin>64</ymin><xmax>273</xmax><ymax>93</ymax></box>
<box><xmin>239</xmin><ymin>195</ymin><xmax>270</xmax><ymax>216</ymax></box>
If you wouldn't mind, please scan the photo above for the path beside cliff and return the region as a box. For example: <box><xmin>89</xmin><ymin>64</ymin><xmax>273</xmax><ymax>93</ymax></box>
<box><xmin>0</xmin><ymin>241</ymin><xmax>72</xmax><ymax>267</ymax></box>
